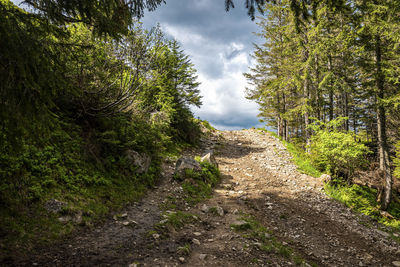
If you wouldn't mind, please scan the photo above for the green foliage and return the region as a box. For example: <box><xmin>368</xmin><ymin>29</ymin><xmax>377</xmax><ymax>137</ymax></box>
<box><xmin>0</xmin><ymin>1</ymin><xmax>69</xmax><ymax>146</ymax></box>
<box><xmin>200</xmin><ymin>120</ymin><xmax>216</xmax><ymax>132</ymax></box>
<box><xmin>177</xmin><ymin>243</ymin><xmax>191</xmax><ymax>255</ymax></box>
<box><xmin>308</xmin><ymin>118</ymin><xmax>371</xmax><ymax>179</ymax></box>
<box><xmin>0</xmin><ymin>4</ymin><xmax>203</xmax><ymax>256</ymax></box>
<box><xmin>325</xmin><ymin>183</ymin><xmax>400</xmax><ymax>229</ymax></box>
<box><xmin>283</xmin><ymin>138</ymin><xmax>322</xmax><ymax>178</ymax></box>
<box><xmin>180</xmin><ymin>161</ymin><xmax>221</xmax><ymax>204</ymax></box>
<box><xmin>138</xmin><ymin>39</ymin><xmax>202</xmax><ymax>145</ymax></box>
<box><xmin>21</xmin><ymin>0</ymin><xmax>165</xmax><ymax>37</ymax></box>
<box><xmin>0</xmin><ymin>112</ymin><xmax>165</xmax><ymax>253</ymax></box>
<box><xmin>393</xmin><ymin>141</ymin><xmax>400</xmax><ymax>180</ymax></box>
<box><xmin>156</xmin><ymin>211</ymin><xmax>197</xmax><ymax>232</ymax></box>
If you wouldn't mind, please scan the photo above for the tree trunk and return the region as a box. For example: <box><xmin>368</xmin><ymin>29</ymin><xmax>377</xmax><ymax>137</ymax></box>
<box><xmin>375</xmin><ymin>34</ymin><xmax>392</xmax><ymax>211</ymax></box>
<box><xmin>304</xmin><ymin>75</ymin><xmax>310</xmax><ymax>150</ymax></box>
<box><xmin>315</xmin><ymin>53</ymin><xmax>321</xmax><ymax>120</ymax></box>
<box><xmin>277</xmin><ymin>94</ymin><xmax>281</xmax><ymax>137</ymax></box>
<box><xmin>328</xmin><ymin>55</ymin><xmax>334</xmax><ymax>121</ymax></box>
<box><xmin>283</xmin><ymin>93</ymin><xmax>287</xmax><ymax>141</ymax></box>
<box><xmin>344</xmin><ymin>92</ymin><xmax>349</xmax><ymax>131</ymax></box>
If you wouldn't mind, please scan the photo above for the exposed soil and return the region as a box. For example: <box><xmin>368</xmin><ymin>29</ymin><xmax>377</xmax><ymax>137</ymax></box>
<box><xmin>6</xmin><ymin>129</ymin><xmax>400</xmax><ymax>266</ymax></box>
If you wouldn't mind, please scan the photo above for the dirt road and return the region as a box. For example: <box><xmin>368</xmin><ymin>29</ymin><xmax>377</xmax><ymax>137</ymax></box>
<box><xmin>14</xmin><ymin>129</ymin><xmax>400</xmax><ymax>266</ymax></box>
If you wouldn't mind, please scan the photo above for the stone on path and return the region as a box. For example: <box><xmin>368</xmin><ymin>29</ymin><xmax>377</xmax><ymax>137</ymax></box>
<box><xmin>199</xmin><ymin>254</ymin><xmax>207</xmax><ymax>260</ymax></box>
<box><xmin>175</xmin><ymin>156</ymin><xmax>202</xmax><ymax>180</ymax></box>
<box><xmin>216</xmin><ymin>206</ymin><xmax>224</xmax><ymax>216</ymax></box>
<box><xmin>201</xmin><ymin>151</ymin><xmax>218</xmax><ymax>167</ymax></box>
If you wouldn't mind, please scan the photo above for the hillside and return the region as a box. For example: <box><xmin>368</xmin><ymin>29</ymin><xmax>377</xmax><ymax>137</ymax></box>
<box><xmin>6</xmin><ymin>129</ymin><xmax>400</xmax><ymax>266</ymax></box>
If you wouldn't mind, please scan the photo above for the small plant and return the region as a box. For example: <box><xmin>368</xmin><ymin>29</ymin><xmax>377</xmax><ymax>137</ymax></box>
<box><xmin>230</xmin><ymin>221</ymin><xmax>252</xmax><ymax>231</ymax></box>
<box><xmin>177</xmin><ymin>243</ymin><xmax>191</xmax><ymax>255</ymax></box>
<box><xmin>147</xmin><ymin>230</ymin><xmax>158</xmax><ymax>238</ymax></box>
<box><xmin>156</xmin><ymin>211</ymin><xmax>197</xmax><ymax>232</ymax></box>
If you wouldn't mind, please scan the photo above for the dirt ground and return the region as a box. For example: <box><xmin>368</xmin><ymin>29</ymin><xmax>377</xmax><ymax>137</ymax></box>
<box><xmin>8</xmin><ymin>129</ymin><xmax>400</xmax><ymax>266</ymax></box>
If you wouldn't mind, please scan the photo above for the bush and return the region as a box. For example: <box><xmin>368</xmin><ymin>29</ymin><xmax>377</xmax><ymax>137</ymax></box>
<box><xmin>308</xmin><ymin>118</ymin><xmax>370</xmax><ymax>180</ymax></box>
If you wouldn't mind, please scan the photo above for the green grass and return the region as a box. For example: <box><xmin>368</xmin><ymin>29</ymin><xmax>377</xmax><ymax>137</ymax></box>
<box><xmin>257</xmin><ymin>128</ymin><xmax>400</xmax><ymax>232</ymax></box>
<box><xmin>283</xmin><ymin>140</ymin><xmax>321</xmax><ymax>177</ymax></box>
<box><xmin>325</xmin><ymin>183</ymin><xmax>400</xmax><ymax>230</ymax></box>
<box><xmin>154</xmin><ymin>156</ymin><xmax>221</xmax><ymax>237</ymax></box>
<box><xmin>177</xmin><ymin>243</ymin><xmax>191</xmax><ymax>255</ymax></box>
<box><xmin>0</xmin><ymin>117</ymin><xmax>165</xmax><ymax>259</ymax></box>
<box><xmin>179</xmin><ymin>160</ymin><xmax>221</xmax><ymax>204</ymax></box>
<box><xmin>258</xmin><ymin>128</ymin><xmax>321</xmax><ymax>177</ymax></box>
<box><xmin>198</xmin><ymin>119</ymin><xmax>217</xmax><ymax>132</ymax></box>
<box><xmin>230</xmin><ymin>214</ymin><xmax>313</xmax><ymax>266</ymax></box>
<box><xmin>155</xmin><ymin>211</ymin><xmax>198</xmax><ymax>233</ymax></box>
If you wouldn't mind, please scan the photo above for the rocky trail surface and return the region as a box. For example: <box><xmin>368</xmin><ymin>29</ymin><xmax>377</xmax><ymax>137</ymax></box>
<box><xmin>12</xmin><ymin>129</ymin><xmax>400</xmax><ymax>266</ymax></box>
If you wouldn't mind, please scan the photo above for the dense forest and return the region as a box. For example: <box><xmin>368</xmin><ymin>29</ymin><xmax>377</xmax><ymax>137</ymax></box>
<box><xmin>245</xmin><ymin>0</ymin><xmax>400</xmax><ymax>211</ymax></box>
<box><xmin>0</xmin><ymin>0</ymin><xmax>205</xmax><ymax>250</ymax></box>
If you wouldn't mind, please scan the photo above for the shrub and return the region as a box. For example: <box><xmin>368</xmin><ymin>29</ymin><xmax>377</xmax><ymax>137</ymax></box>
<box><xmin>308</xmin><ymin>118</ymin><xmax>370</xmax><ymax>180</ymax></box>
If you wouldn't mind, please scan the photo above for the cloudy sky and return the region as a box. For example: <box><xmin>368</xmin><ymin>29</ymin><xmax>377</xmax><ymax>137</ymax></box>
<box><xmin>12</xmin><ymin>0</ymin><xmax>264</xmax><ymax>130</ymax></box>
<box><xmin>141</xmin><ymin>0</ymin><xmax>263</xmax><ymax>130</ymax></box>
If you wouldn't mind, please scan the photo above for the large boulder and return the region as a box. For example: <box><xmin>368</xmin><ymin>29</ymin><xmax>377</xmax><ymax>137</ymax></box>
<box><xmin>125</xmin><ymin>150</ymin><xmax>151</xmax><ymax>174</ymax></box>
<box><xmin>174</xmin><ymin>156</ymin><xmax>202</xmax><ymax>180</ymax></box>
<box><xmin>201</xmin><ymin>151</ymin><xmax>218</xmax><ymax>167</ymax></box>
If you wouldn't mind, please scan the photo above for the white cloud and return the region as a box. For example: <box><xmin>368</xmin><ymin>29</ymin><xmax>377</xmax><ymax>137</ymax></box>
<box><xmin>161</xmin><ymin>22</ymin><xmax>261</xmax><ymax>130</ymax></box>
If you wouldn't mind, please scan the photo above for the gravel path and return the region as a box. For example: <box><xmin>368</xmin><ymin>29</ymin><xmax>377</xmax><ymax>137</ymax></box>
<box><xmin>12</xmin><ymin>129</ymin><xmax>400</xmax><ymax>266</ymax></box>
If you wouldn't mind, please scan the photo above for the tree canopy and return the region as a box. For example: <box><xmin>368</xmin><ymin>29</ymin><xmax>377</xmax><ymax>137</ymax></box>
<box><xmin>245</xmin><ymin>0</ymin><xmax>400</xmax><ymax>210</ymax></box>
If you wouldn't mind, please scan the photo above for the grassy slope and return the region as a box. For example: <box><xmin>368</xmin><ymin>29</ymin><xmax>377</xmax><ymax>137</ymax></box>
<box><xmin>0</xmin><ymin>115</ymin><xmax>192</xmax><ymax>258</ymax></box>
<box><xmin>258</xmin><ymin>128</ymin><xmax>400</xmax><ymax>232</ymax></box>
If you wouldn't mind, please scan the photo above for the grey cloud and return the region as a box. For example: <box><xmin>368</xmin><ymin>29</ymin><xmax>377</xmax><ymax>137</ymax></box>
<box><xmin>142</xmin><ymin>0</ymin><xmax>260</xmax><ymax>47</ymax></box>
<box><xmin>142</xmin><ymin>0</ymin><xmax>264</xmax><ymax>130</ymax></box>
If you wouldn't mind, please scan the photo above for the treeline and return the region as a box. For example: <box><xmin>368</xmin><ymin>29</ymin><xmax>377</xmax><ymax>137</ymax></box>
<box><xmin>0</xmin><ymin>0</ymin><xmax>202</xmax><ymax>248</ymax></box>
<box><xmin>245</xmin><ymin>0</ymin><xmax>400</xmax><ymax>210</ymax></box>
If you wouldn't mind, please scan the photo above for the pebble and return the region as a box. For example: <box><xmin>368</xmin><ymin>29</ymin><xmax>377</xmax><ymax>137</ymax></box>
<box><xmin>199</xmin><ymin>254</ymin><xmax>207</xmax><ymax>260</ymax></box>
<box><xmin>201</xmin><ymin>204</ymin><xmax>209</xmax><ymax>213</ymax></box>
<box><xmin>216</xmin><ymin>206</ymin><xmax>224</xmax><ymax>216</ymax></box>
<box><xmin>194</xmin><ymin>232</ymin><xmax>202</xmax><ymax>236</ymax></box>
<box><xmin>377</xmin><ymin>230</ymin><xmax>390</xmax><ymax>238</ymax></box>
<box><xmin>152</xmin><ymin>233</ymin><xmax>160</xmax><ymax>239</ymax></box>
<box><xmin>192</xmin><ymin>238</ymin><xmax>201</xmax><ymax>245</ymax></box>
<box><xmin>179</xmin><ymin>257</ymin><xmax>185</xmax><ymax>263</ymax></box>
